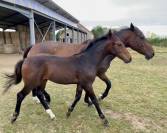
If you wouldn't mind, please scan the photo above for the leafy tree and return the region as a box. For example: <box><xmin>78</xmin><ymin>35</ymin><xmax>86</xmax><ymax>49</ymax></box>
<box><xmin>91</xmin><ymin>26</ymin><xmax>108</xmax><ymax>38</ymax></box>
<box><xmin>56</xmin><ymin>29</ymin><xmax>64</xmax><ymax>41</ymax></box>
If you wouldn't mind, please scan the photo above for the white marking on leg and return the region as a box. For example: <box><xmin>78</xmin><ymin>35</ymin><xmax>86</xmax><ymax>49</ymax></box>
<box><xmin>32</xmin><ymin>96</ymin><xmax>40</xmax><ymax>104</ymax></box>
<box><xmin>99</xmin><ymin>94</ymin><xmax>103</xmax><ymax>98</ymax></box>
<box><xmin>46</xmin><ymin>109</ymin><xmax>55</xmax><ymax>120</ymax></box>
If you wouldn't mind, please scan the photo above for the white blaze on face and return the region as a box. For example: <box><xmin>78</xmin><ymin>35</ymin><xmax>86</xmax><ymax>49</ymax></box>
<box><xmin>46</xmin><ymin>109</ymin><xmax>55</xmax><ymax>119</ymax></box>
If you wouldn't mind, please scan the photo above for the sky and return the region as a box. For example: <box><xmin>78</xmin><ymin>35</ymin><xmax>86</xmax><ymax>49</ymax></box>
<box><xmin>53</xmin><ymin>0</ymin><xmax>167</xmax><ymax>37</ymax></box>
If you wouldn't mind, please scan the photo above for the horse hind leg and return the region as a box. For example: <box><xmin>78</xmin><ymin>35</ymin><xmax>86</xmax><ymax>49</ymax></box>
<box><xmin>36</xmin><ymin>85</ymin><xmax>55</xmax><ymax>120</ymax></box>
<box><xmin>43</xmin><ymin>90</ymin><xmax>51</xmax><ymax>104</ymax></box>
<box><xmin>11</xmin><ymin>86</ymin><xmax>31</xmax><ymax>124</ymax></box>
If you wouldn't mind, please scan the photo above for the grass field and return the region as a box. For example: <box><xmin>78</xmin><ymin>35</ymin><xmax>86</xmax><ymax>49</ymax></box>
<box><xmin>0</xmin><ymin>46</ymin><xmax>167</xmax><ymax>133</ymax></box>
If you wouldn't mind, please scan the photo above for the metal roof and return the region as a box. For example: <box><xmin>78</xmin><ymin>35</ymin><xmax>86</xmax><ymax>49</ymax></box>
<box><xmin>0</xmin><ymin>0</ymin><xmax>91</xmax><ymax>33</ymax></box>
<box><xmin>0</xmin><ymin>5</ymin><xmax>64</xmax><ymax>30</ymax></box>
<box><xmin>1</xmin><ymin>0</ymin><xmax>79</xmax><ymax>28</ymax></box>
<box><xmin>36</xmin><ymin>0</ymin><xmax>79</xmax><ymax>23</ymax></box>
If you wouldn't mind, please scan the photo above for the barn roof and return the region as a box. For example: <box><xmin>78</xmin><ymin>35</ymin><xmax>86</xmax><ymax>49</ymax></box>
<box><xmin>35</xmin><ymin>0</ymin><xmax>79</xmax><ymax>23</ymax></box>
<box><xmin>0</xmin><ymin>0</ymin><xmax>79</xmax><ymax>28</ymax></box>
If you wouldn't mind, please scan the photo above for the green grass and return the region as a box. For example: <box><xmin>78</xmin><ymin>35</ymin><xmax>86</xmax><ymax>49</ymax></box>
<box><xmin>0</xmin><ymin>46</ymin><xmax>167</xmax><ymax>133</ymax></box>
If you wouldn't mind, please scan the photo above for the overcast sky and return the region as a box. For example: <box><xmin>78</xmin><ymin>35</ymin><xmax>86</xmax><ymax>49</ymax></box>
<box><xmin>53</xmin><ymin>0</ymin><xmax>167</xmax><ymax>36</ymax></box>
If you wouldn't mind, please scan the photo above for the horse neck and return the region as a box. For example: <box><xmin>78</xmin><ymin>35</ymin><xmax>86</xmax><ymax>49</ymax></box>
<box><xmin>82</xmin><ymin>41</ymin><xmax>110</xmax><ymax>66</ymax></box>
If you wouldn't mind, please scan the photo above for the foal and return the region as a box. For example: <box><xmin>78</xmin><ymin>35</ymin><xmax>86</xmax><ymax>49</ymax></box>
<box><xmin>4</xmin><ymin>30</ymin><xmax>131</xmax><ymax>126</ymax></box>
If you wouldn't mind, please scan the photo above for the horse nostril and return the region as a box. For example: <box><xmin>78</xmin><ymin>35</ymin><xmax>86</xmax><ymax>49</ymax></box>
<box><xmin>126</xmin><ymin>56</ymin><xmax>132</xmax><ymax>63</ymax></box>
<box><xmin>129</xmin><ymin>57</ymin><xmax>132</xmax><ymax>62</ymax></box>
<box><xmin>152</xmin><ymin>52</ymin><xmax>155</xmax><ymax>57</ymax></box>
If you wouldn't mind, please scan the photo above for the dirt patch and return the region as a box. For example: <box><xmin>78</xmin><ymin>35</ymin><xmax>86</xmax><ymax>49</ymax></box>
<box><xmin>105</xmin><ymin>109</ymin><xmax>162</xmax><ymax>132</ymax></box>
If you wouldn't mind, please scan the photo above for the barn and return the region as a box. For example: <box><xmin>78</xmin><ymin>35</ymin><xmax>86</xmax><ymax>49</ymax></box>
<box><xmin>0</xmin><ymin>0</ymin><xmax>93</xmax><ymax>53</ymax></box>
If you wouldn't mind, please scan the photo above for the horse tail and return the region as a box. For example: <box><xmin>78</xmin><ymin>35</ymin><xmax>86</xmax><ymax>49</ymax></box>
<box><xmin>3</xmin><ymin>59</ymin><xmax>24</xmax><ymax>94</ymax></box>
<box><xmin>23</xmin><ymin>45</ymin><xmax>32</xmax><ymax>59</ymax></box>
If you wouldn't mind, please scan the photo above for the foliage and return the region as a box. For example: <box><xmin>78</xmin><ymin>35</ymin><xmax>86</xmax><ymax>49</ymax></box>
<box><xmin>146</xmin><ymin>32</ymin><xmax>167</xmax><ymax>47</ymax></box>
<box><xmin>148</xmin><ymin>37</ymin><xmax>167</xmax><ymax>47</ymax></box>
<box><xmin>56</xmin><ymin>29</ymin><xmax>64</xmax><ymax>41</ymax></box>
<box><xmin>91</xmin><ymin>26</ymin><xmax>109</xmax><ymax>38</ymax></box>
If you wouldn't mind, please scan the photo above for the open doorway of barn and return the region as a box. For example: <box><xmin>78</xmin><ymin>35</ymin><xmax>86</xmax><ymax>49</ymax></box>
<box><xmin>0</xmin><ymin>6</ymin><xmax>65</xmax><ymax>54</ymax></box>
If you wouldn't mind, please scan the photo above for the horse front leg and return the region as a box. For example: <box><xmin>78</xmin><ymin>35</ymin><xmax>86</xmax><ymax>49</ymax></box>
<box><xmin>66</xmin><ymin>84</ymin><xmax>83</xmax><ymax>117</ymax></box>
<box><xmin>84</xmin><ymin>84</ymin><xmax>109</xmax><ymax>126</ymax></box>
<box><xmin>32</xmin><ymin>88</ymin><xmax>40</xmax><ymax>104</ymax></box>
<box><xmin>84</xmin><ymin>92</ymin><xmax>93</xmax><ymax>106</ymax></box>
<box><xmin>98</xmin><ymin>73</ymin><xmax>112</xmax><ymax>101</ymax></box>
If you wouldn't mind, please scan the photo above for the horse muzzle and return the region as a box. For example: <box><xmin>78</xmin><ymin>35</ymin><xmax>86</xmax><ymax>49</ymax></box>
<box><xmin>124</xmin><ymin>57</ymin><xmax>132</xmax><ymax>63</ymax></box>
<box><xmin>145</xmin><ymin>52</ymin><xmax>155</xmax><ymax>60</ymax></box>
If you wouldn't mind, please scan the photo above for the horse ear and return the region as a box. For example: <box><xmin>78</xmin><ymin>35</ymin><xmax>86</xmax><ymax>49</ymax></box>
<box><xmin>130</xmin><ymin>23</ymin><xmax>135</xmax><ymax>31</ymax></box>
<box><xmin>108</xmin><ymin>29</ymin><xmax>112</xmax><ymax>38</ymax></box>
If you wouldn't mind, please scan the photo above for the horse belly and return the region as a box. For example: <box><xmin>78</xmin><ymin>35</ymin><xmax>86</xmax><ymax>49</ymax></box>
<box><xmin>48</xmin><ymin>69</ymin><xmax>78</xmax><ymax>84</ymax></box>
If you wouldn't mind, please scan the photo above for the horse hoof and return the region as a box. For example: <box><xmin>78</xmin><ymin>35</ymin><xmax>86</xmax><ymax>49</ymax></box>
<box><xmin>103</xmin><ymin>119</ymin><xmax>109</xmax><ymax>127</ymax></box>
<box><xmin>11</xmin><ymin>117</ymin><xmax>17</xmax><ymax>124</ymax></box>
<box><xmin>66</xmin><ymin>111</ymin><xmax>71</xmax><ymax>118</ymax></box>
<box><xmin>51</xmin><ymin>115</ymin><xmax>55</xmax><ymax>120</ymax></box>
<box><xmin>11</xmin><ymin>113</ymin><xmax>18</xmax><ymax>124</ymax></box>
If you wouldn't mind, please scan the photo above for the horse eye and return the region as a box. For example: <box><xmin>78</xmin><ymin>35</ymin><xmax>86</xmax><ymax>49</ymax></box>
<box><xmin>140</xmin><ymin>36</ymin><xmax>145</xmax><ymax>39</ymax></box>
<box><xmin>117</xmin><ymin>43</ymin><xmax>122</xmax><ymax>46</ymax></box>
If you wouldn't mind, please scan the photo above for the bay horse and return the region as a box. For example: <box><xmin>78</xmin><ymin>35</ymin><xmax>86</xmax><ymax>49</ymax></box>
<box><xmin>23</xmin><ymin>23</ymin><xmax>154</xmax><ymax>105</ymax></box>
<box><xmin>4</xmin><ymin>31</ymin><xmax>132</xmax><ymax>126</ymax></box>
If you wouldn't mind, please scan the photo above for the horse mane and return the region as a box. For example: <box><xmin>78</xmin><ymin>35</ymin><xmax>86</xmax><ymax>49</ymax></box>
<box><xmin>112</xmin><ymin>26</ymin><xmax>130</xmax><ymax>33</ymax></box>
<box><xmin>80</xmin><ymin>35</ymin><xmax>108</xmax><ymax>54</ymax></box>
<box><xmin>113</xmin><ymin>26</ymin><xmax>145</xmax><ymax>38</ymax></box>
<box><xmin>77</xmin><ymin>27</ymin><xmax>131</xmax><ymax>54</ymax></box>
<box><xmin>82</xmin><ymin>39</ymin><xmax>92</xmax><ymax>44</ymax></box>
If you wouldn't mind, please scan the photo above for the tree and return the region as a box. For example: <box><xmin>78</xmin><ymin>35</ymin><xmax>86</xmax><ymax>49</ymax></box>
<box><xmin>56</xmin><ymin>29</ymin><xmax>64</xmax><ymax>41</ymax></box>
<box><xmin>91</xmin><ymin>26</ymin><xmax>108</xmax><ymax>38</ymax></box>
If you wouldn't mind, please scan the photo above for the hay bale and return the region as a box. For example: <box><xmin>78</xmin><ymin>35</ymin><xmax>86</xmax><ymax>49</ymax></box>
<box><xmin>0</xmin><ymin>32</ymin><xmax>4</xmax><ymax>45</ymax></box>
<box><xmin>17</xmin><ymin>25</ymin><xmax>27</xmax><ymax>32</ymax></box>
<box><xmin>5</xmin><ymin>32</ymin><xmax>12</xmax><ymax>44</ymax></box>
<box><xmin>0</xmin><ymin>45</ymin><xmax>4</xmax><ymax>53</ymax></box>
<box><xmin>4</xmin><ymin>44</ymin><xmax>17</xmax><ymax>54</ymax></box>
<box><xmin>10</xmin><ymin>32</ymin><xmax>20</xmax><ymax>52</ymax></box>
<box><xmin>0</xmin><ymin>32</ymin><xmax>5</xmax><ymax>53</ymax></box>
<box><xmin>26</xmin><ymin>29</ymin><xmax>30</xmax><ymax>46</ymax></box>
<box><xmin>19</xmin><ymin>32</ymin><xmax>26</xmax><ymax>49</ymax></box>
<box><xmin>35</xmin><ymin>30</ymin><xmax>40</xmax><ymax>43</ymax></box>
